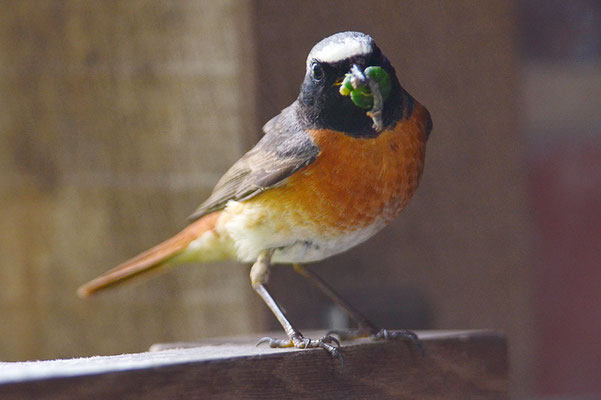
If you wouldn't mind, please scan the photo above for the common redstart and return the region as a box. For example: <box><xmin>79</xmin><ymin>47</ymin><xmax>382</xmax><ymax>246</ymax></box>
<box><xmin>79</xmin><ymin>31</ymin><xmax>432</xmax><ymax>360</ymax></box>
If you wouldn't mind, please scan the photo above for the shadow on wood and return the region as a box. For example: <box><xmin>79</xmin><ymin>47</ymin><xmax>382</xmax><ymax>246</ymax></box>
<box><xmin>0</xmin><ymin>330</ymin><xmax>507</xmax><ymax>399</ymax></box>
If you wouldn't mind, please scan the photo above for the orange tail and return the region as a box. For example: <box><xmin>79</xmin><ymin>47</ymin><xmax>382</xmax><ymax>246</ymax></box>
<box><xmin>77</xmin><ymin>212</ymin><xmax>222</xmax><ymax>298</ymax></box>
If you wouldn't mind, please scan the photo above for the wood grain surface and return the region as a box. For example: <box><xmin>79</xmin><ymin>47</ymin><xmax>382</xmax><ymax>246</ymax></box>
<box><xmin>0</xmin><ymin>330</ymin><xmax>507</xmax><ymax>400</ymax></box>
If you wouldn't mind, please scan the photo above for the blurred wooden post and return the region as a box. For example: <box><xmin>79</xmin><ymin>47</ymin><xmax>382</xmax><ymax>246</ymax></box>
<box><xmin>0</xmin><ymin>0</ymin><xmax>261</xmax><ymax>361</ymax></box>
<box><xmin>0</xmin><ymin>331</ymin><xmax>508</xmax><ymax>400</ymax></box>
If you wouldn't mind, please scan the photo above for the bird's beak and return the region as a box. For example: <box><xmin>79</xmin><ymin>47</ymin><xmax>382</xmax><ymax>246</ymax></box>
<box><xmin>349</xmin><ymin>64</ymin><xmax>366</xmax><ymax>88</ymax></box>
<box><xmin>334</xmin><ymin>64</ymin><xmax>363</xmax><ymax>87</ymax></box>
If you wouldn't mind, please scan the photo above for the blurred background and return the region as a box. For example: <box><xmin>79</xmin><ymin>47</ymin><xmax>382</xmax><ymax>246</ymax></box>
<box><xmin>0</xmin><ymin>1</ymin><xmax>599</xmax><ymax>398</ymax></box>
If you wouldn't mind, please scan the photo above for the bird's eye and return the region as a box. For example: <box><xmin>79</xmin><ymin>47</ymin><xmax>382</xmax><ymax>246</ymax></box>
<box><xmin>311</xmin><ymin>62</ymin><xmax>324</xmax><ymax>81</ymax></box>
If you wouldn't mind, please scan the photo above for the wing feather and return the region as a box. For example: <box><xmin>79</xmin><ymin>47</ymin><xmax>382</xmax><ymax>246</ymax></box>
<box><xmin>188</xmin><ymin>105</ymin><xmax>318</xmax><ymax>222</ymax></box>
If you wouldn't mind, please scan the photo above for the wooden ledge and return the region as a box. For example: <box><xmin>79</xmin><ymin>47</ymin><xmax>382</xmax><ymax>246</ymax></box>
<box><xmin>0</xmin><ymin>330</ymin><xmax>507</xmax><ymax>399</ymax></box>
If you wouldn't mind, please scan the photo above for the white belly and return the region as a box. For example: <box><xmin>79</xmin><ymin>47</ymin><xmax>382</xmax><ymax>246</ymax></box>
<box><xmin>217</xmin><ymin>200</ymin><xmax>386</xmax><ymax>264</ymax></box>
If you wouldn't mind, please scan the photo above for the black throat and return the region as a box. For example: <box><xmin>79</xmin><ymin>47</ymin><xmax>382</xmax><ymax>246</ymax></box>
<box><xmin>296</xmin><ymin>74</ymin><xmax>413</xmax><ymax>138</ymax></box>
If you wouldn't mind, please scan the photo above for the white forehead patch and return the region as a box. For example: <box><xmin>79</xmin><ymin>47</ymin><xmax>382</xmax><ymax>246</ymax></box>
<box><xmin>307</xmin><ymin>32</ymin><xmax>374</xmax><ymax>68</ymax></box>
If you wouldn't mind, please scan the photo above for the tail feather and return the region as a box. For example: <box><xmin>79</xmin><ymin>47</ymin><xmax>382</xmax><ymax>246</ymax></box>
<box><xmin>77</xmin><ymin>212</ymin><xmax>222</xmax><ymax>298</ymax></box>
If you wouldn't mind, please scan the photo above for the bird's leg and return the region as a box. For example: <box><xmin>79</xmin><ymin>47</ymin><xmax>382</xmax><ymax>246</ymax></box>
<box><xmin>293</xmin><ymin>264</ymin><xmax>423</xmax><ymax>354</ymax></box>
<box><xmin>251</xmin><ymin>251</ymin><xmax>342</xmax><ymax>362</ymax></box>
<box><xmin>293</xmin><ymin>264</ymin><xmax>378</xmax><ymax>336</ymax></box>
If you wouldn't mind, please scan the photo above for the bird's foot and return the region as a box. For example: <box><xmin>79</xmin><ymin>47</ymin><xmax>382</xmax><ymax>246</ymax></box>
<box><xmin>372</xmin><ymin>329</ymin><xmax>424</xmax><ymax>355</ymax></box>
<box><xmin>257</xmin><ymin>333</ymin><xmax>343</xmax><ymax>364</ymax></box>
<box><xmin>328</xmin><ymin>328</ymin><xmax>424</xmax><ymax>356</ymax></box>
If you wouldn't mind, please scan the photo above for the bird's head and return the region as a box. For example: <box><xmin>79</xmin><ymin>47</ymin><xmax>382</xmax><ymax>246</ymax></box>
<box><xmin>298</xmin><ymin>31</ymin><xmax>406</xmax><ymax>137</ymax></box>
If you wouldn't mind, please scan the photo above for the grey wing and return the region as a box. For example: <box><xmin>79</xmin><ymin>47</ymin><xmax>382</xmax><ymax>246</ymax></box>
<box><xmin>187</xmin><ymin>106</ymin><xmax>319</xmax><ymax>222</ymax></box>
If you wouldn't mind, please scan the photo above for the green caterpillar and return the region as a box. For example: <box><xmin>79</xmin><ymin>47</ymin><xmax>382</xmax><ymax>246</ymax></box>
<box><xmin>339</xmin><ymin>66</ymin><xmax>392</xmax><ymax>110</ymax></box>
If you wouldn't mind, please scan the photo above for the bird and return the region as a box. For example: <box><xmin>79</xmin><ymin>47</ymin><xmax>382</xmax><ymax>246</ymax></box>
<box><xmin>78</xmin><ymin>31</ymin><xmax>432</xmax><ymax>360</ymax></box>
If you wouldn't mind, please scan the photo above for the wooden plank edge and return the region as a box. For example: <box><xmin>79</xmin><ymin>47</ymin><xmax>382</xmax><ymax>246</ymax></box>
<box><xmin>0</xmin><ymin>330</ymin><xmax>508</xmax><ymax>400</ymax></box>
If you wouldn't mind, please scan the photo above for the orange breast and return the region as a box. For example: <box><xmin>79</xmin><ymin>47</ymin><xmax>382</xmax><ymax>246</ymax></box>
<box><xmin>246</xmin><ymin>103</ymin><xmax>429</xmax><ymax>234</ymax></box>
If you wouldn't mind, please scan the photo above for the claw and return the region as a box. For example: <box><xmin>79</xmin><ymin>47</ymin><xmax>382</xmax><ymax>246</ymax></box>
<box><xmin>321</xmin><ymin>341</ymin><xmax>344</xmax><ymax>367</ymax></box>
<box><xmin>256</xmin><ymin>334</ymin><xmax>344</xmax><ymax>365</ymax></box>
<box><xmin>373</xmin><ymin>329</ymin><xmax>425</xmax><ymax>356</ymax></box>
<box><xmin>256</xmin><ymin>337</ymin><xmax>269</xmax><ymax>347</ymax></box>
<box><xmin>256</xmin><ymin>336</ymin><xmax>292</xmax><ymax>348</ymax></box>
<box><xmin>328</xmin><ymin>328</ymin><xmax>425</xmax><ymax>356</ymax></box>
<box><xmin>313</xmin><ymin>337</ymin><xmax>344</xmax><ymax>366</ymax></box>
<box><xmin>320</xmin><ymin>334</ymin><xmax>341</xmax><ymax>348</ymax></box>
<box><xmin>336</xmin><ymin>350</ymin><xmax>344</xmax><ymax>367</ymax></box>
